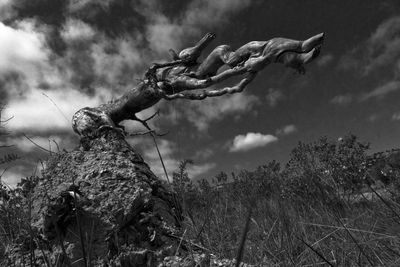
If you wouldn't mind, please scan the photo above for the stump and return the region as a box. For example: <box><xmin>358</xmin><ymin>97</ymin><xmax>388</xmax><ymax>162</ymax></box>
<box><xmin>31</xmin><ymin>129</ymin><xmax>182</xmax><ymax>266</ymax></box>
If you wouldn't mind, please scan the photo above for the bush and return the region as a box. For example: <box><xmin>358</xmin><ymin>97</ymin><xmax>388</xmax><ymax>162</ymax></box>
<box><xmin>283</xmin><ymin>134</ymin><xmax>370</xmax><ymax>203</ymax></box>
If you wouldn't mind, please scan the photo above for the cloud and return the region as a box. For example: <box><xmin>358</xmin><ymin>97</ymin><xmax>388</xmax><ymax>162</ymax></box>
<box><xmin>0</xmin><ymin>21</ymin><xmax>48</xmax><ymax>67</ymax></box>
<box><xmin>3</xmin><ymin>87</ymin><xmax>112</xmax><ymax>133</ymax></box>
<box><xmin>0</xmin><ymin>163</ymin><xmax>41</xmax><ymax>187</ymax></box>
<box><xmin>0</xmin><ymin>0</ymin><xmax>252</xmax><ymax>184</ymax></box>
<box><xmin>187</xmin><ymin>163</ymin><xmax>216</xmax><ymax>179</ymax></box>
<box><xmin>0</xmin><ymin>134</ymin><xmax>76</xmax><ymax>153</ymax></box>
<box><xmin>265</xmin><ymin>88</ymin><xmax>284</xmax><ymax>107</ymax></box>
<box><xmin>127</xmin><ymin>137</ymin><xmax>214</xmax><ymax>180</ymax></box>
<box><xmin>1</xmin><ymin>170</ymin><xmax>24</xmax><ymax>187</ymax></box>
<box><xmin>367</xmin><ymin>113</ymin><xmax>380</xmax><ymax>123</ymax></box>
<box><xmin>336</xmin><ymin>15</ymin><xmax>400</xmax><ymax>82</ymax></box>
<box><xmin>337</xmin><ymin>50</ymin><xmax>361</xmax><ymax>71</ymax></box>
<box><xmin>229</xmin><ymin>132</ymin><xmax>278</xmax><ymax>152</ymax></box>
<box><xmin>360</xmin><ymin>81</ymin><xmax>400</xmax><ymax>101</ymax></box>
<box><xmin>0</xmin><ymin>0</ymin><xmax>16</xmax><ymax>20</ymax></box>
<box><xmin>276</xmin><ymin>124</ymin><xmax>297</xmax><ymax>136</ymax></box>
<box><xmin>330</xmin><ymin>94</ymin><xmax>353</xmax><ymax>105</ymax></box>
<box><xmin>364</xmin><ymin>16</ymin><xmax>400</xmax><ymax>75</ymax></box>
<box><xmin>338</xmin><ymin>16</ymin><xmax>400</xmax><ymax>76</ymax></box>
<box><xmin>184</xmin><ymin>0</ymin><xmax>251</xmax><ymax>29</ymax></box>
<box><xmin>193</xmin><ymin>148</ymin><xmax>214</xmax><ymax>160</ymax></box>
<box><xmin>135</xmin><ymin>0</ymin><xmax>251</xmax><ymax>57</ymax></box>
<box><xmin>182</xmin><ymin>93</ymin><xmax>259</xmax><ymax>131</ymax></box>
<box><xmin>0</xmin><ymin>21</ymin><xmax>50</xmax><ymax>98</ymax></box>
<box><xmin>392</xmin><ymin>112</ymin><xmax>400</xmax><ymax>121</ymax></box>
<box><xmin>61</xmin><ymin>18</ymin><xmax>96</xmax><ymax>42</ymax></box>
<box><xmin>316</xmin><ymin>54</ymin><xmax>334</xmax><ymax>67</ymax></box>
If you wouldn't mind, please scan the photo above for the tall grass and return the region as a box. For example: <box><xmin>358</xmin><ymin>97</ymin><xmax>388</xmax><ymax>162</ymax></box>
<box><xmin>2</xmin><ymin>134</ymin><xmax>400</xmax><ymax>265</ymax></box>
<box><xmin>173</xmin><ymin>158</ymin><xmax>400</xmax><ymax>265</ymax></box>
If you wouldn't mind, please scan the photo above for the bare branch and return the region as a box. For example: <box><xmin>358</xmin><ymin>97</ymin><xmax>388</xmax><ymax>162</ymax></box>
<box><xmin>71</xmin><ymin>32</ymin><xmax>324</xmax><ymax>137</ymax></box>
<box><xmin>167</xmin><ymin>65</ymin><xmax>249</xmax><ymax>92</ymax></box>
<box><xmin>162</xmin><ymin>72</ymin><xmax>257</xmax><ymax>101</ymax></box>
<box><xmin>0</xmin><ymin>115</ymin><xmax>14</xmax><ymax>124</ymax></box>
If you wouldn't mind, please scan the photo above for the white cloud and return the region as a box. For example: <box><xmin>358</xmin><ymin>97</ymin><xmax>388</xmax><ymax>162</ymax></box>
<box><xmin>276</xmin><ymin>124</ymin><xmax>297</xmax><ymax>136</ymax></box>
<box><xmin>0</xmin><ymin>160</ymin><xmax>45</xmax><ymax>188</ymax></box>
<box><xmin>0</xmin><ymin>21</ymin><xmax>50</xmax><ymax>88</ymax></box>
<box><xmin>360</xmin><ymin>81</ymin><xmax>400</xmax><ymax>101</ymax></box>
<box><xmin>1</xmin><ymin>170</ymin><xmax>23</xmax><ymax>187</ymax></box>
<box><xmin>229</xmin><ymin>132</ymin><xmax>278</xmax><ymax>152</ymax></box>
<box><xmin>61</xmin><ymin>18</ymin><xmax>96</xmax><ymax>42</ymax></box>
<box><xmin>331</xmin><ymin>94</ymin><xmax>353</xmax><ymax>105</ymax></box>
<box><xmin>265</xmin><ymin>88</ymin><xmax>284</xmax><ymax>107</ymax></box>
<box><xmin>3</xmin><ymin>87</ymin><xmax>112</xmax><ymax>133</ymax></box>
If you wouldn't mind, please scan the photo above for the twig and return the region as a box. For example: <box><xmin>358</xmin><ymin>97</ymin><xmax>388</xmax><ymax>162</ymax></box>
<box><xmin>71</xmin><ymin>175</ymin><xmax>88</xmax><ymax>267</ymax></box>
<box><xmin>87</xmin><ymin>219</ymin><xmax>95</xmax><ymax>267</ymax></box>
<box><xmin>298</xmin><ymin>222</ymin><xmax>396</xmax><ymax>238</ymax></box>
<box><xmin>235</xmin><ymin>203</ymin><xmax>253</xmax><ymax>267</ymax></box>
<box><xmin>175</xmin><ymin>229</ymin><xmax>187</xmax><ymax>256</ymax></box>
<box><xmin>128</xmin><ymin>129</ymin><xmax>168</xmax><ymax>137</ymax></box>
<box><xmin>22</xmin><ymin>134</ymin><xmax>52</xmax><ymax>153</ymax></box>
<box><xmin>0</xmin><ymin>115</ymin><xmax>14</xmax><ymax>123</ymax></box>
<box><xmin>296</xmin><ymin>235</ymin><xmax>335</xmax><ymax>267</ymax></box>
<box><xmin>336</xmin><ymin>217</ymin><xmax>374</xmax><ymax>266</ymax></box>
<box><xmin>52</xmin><ymin>140</ymin><xmax>60</xmax><ymax>153</ymax></box>
<box><xmin>167</xmin><ymin>233</ymin><xmax>211</xmax><ymax>252</ymax></box>
<box><xmin>54</xmin><ymin>224</ymin><xmax>72</xmax><ymax>267</ymax></box>
<box><xmin>161</xmin><ymin>72</ymin><xmax>257</xmax><ymax>101</ymax></box>
<box><xmin>150</xmin><ymin>132</ymin><xmax>171</xmax><ymax>184</ymax></box>
<box><xmin>366</xmin><ymin>172</ymin><xmax>400</xmax><ymax>224</ymax></box>
<box><xmin>36</xmin><ymin>237</ymin><xmax>51</xmax><ymax>267</ymax></box>
<box><xmin>42</xmin><ymin>93</ymin><xmax>70</xmax><ymax>123</ymax></box>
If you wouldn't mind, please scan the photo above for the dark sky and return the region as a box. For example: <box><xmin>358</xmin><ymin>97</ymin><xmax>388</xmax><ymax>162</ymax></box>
<box><xmin>1</xmin><ymin>0</ymin><xmax>400</xmax><ymax>186</ymax></box>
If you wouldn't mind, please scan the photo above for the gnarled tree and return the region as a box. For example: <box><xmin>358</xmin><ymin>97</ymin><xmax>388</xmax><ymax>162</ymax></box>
<box><xmin>72</xmin><ymin>32</ymin><xmax>325</xmax><ymax>137</ymax></box>
<box><xmin>11</xmin><ymin>32</ymin><xmax>326</xmax><ymax>266</ymax></box>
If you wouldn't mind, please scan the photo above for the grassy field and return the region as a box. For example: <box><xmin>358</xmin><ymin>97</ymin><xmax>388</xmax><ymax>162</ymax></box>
<box><xmin>2</xmin><ymin>134</ymin><xmax>400</xmax><ymax>266</ymax></box>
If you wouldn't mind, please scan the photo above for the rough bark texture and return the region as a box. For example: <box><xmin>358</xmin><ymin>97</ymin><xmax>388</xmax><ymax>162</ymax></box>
<box><xmin>29</xmin><ymin>129</ymin><xmax>183</xmax><ymax>266</ymax></box>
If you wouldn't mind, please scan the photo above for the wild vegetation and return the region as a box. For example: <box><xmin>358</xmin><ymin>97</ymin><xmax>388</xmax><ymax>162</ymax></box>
<box><xmin>1</xmin><ymin>133</ymin><xmax>400</xmax><ymax>266</ymax></box>
<box><xmin>171</xmin><ymin>135</ymin><xmax>400</xmax><ymax>266</ymax></box>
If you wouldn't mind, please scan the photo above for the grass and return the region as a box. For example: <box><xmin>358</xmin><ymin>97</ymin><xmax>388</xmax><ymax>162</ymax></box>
<box><xmin>174</xmin><ymin>164</ymin><xmax>400</xmax><ymax>266</ymax></box>
<box><xmin>2</xmin><ymin>134</ymin><xmax>400</xmax><ymax>266</ymax></box>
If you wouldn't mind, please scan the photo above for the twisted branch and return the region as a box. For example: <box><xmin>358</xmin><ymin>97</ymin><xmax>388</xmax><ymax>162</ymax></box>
<box><xmin>161</xmin><ymin>72</ymin><xmax>257</xmax><ymax>100</ymax></box>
